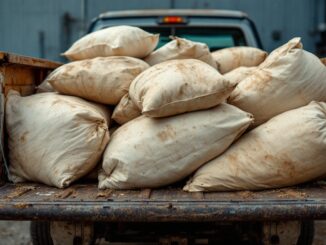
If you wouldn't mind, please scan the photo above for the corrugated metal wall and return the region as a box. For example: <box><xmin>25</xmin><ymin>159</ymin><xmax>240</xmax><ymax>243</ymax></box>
<box><xmin>0</xmin><ymin>0</ymin><xmax>323</xmax><ymax>61</ymax></box>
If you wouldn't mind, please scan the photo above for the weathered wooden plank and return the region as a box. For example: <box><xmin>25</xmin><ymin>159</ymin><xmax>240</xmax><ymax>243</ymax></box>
<box><xmin>0</xmin><ymin>51</ymin><xmax>62</xmax><ymax>69</ymax></box>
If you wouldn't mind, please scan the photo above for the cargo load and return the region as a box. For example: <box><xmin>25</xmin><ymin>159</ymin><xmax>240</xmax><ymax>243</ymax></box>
<box><xmin>63</xmin><ymin>25</ymin><xmax>159</xmax><ymax>61</ymax></box>
<box><xmin>99</xmin><ymin>103</ymin><xmax>253</xmax><ymax>190</ymax></box>
<box><xmin>129</xmin><ymin>59</ymin><xmax>234</xmax><ymax>117</ymax></box>
<box><xmin>47</xmin><ymin>56</ymin><xmax>149</xmax><ymax>105</ymax></box>
<box><xmin>212</xmin><ymin>46</ymin><xmax>267</xmax><ymax>74</ymax></box>
<box><xmin>228</xmin><ymin>38</ymin><xmax>326</xmax><ymax>127</ymax></box>
<box><xmin>144</xmin><ymin>37</ymin><xmax>217</xmax><ymax>68</ymax></box>
<box><xmin>184</xmin><ymin>102</ymin><xmax>326</xmax><ymax>192</ymax></box>
<box><xmin>6</xmin><ymin>91</ymin><xmax>110</xmax><ymax>188</ymax></box>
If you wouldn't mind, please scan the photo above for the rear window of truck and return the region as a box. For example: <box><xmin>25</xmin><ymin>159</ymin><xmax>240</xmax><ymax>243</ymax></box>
<box><xmin>140</xmin><ymin>27</ymin><xmax>246</xmax><ymax>51</ymax></box>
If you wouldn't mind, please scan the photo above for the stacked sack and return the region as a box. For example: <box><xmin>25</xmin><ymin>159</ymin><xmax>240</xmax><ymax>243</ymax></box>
<box><xmin>185</xmin><ymin>37</ymin><xmax>326</xmax><ymax>192</ymax></box>
<box><xmin>7</xmin><ymin>24</ymin><xmax>326</xmax><ymax>192</ymax></box>
<box><xmin>8</xmin><ymin>25</ymin><xmax>253</xmax><ymax>189</ymax></box>
<box><xmin>7</xmin><ymin>26</ymin><xmax>157</xmax><ymax>188</ymax></box>
<box><xmin>99</xmin><ymin>58</ymin><xmax>253</xmax><ymax>189</ymax></box>
<box><xmin>99</xmin><ymin>35</ymin><xmax>254</xmax><ymax>189</ymax></box>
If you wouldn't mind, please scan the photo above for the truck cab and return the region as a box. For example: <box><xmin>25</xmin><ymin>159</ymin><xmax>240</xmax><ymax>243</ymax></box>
<box><xmin>0</xmin><ymin>9</ymin><xmax>322</xmax><ymax>245</ymax></box>
<box><xmin>88</xmin><ymin>9</ymin><xmax>263</xmax><ymax>51</ymax></box>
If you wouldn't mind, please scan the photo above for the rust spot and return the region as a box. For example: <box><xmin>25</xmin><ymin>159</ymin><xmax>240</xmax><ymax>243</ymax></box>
<box><xmin>191</xmin><ymin>191</ymin><xmax>204</xmax><ymax>200</ymax></box>
<box><xmin>5</xmin><ymin>186</ymin><xmax>36</xmax><ymax>200</ymax></box>
<box><xmin>13</xmin><ymin>203</ymin><xmax>31</xmax><ymax>209</ymax></box>
<box><xmin>139</xmin><ymin>188</ymin><xmax>152</xmax><ymax>199</ymax></box>
<box><xmin>277</xmin><ymin>188</ymin><xmax>308</xmax><ymax>199</ymax></box>
<box><xmin>55</xmin><ymin>188</ymin><xmax>75</xmax><ymax>199</ymax></box>
<box><xmin>96</xmin><ymin>189</ymin><xmax>113</xmax><ymax>199</ymax></box>
<box><xmin>238</xmin><ymin>190</ymin><xmax>255</xmax><ymax>200</ymax></box>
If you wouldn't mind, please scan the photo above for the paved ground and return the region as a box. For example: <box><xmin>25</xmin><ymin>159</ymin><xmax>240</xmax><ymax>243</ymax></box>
<box><xmin>0</xmin><ymin>221</ymin><xmax>325</xmax><ymax>245</ymax></box>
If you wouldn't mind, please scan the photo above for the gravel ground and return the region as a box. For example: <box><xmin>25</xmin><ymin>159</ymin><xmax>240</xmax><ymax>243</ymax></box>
<box><xmin>313</xmin><ymin>221</ymin><xmax>326</xmax><ymax>245</ymax></box>
<box><xmin>0</xmin><ymin>221</ymin><xmax>325</xmax><ymax>245</ymax></box>
<box><xmin>0</xmin><ymin>221</ymin><xmax>32</xmax><ymax>245</ymax></box>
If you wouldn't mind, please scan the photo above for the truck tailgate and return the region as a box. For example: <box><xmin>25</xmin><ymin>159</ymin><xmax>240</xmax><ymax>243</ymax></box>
<box><xmin>0</xmin><ymin>182</ymin><xmax>326</xmax><ymax>222</ymax></box>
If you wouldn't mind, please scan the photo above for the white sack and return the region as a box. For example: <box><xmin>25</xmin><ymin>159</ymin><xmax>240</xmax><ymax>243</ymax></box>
<box><xmin>228</xmin><ymin>37</ymin><xmax>326</xmax><ymax>127</ymax></box>
<box><xmin>144</xmin><ymin>37</ymin><xmax>217</xmax><ymax>68</ymax></box>
<box><xmin>212</xmin><ymin>47</ymin><xmax>267</xmax><ymax>74</ymax></box>
<box><xmin>223</xmin><ymin>66</ymin><xmax>256</xmax><ymax>86</ymax></box>
<box><xmin>184</xmin><ymin>101</ymin><xmax>326</xmax><ymax>192</ymax></box>
<box><xmin>112</xmin><ymin>94</ymin><xmax>141</xmax><ymax>124</ymax></box>
<box><xmin>6</xmin><ymin>91</ymin><xmax>110</xmax><ymax>188</ymax></box>
<box><xmin>63</xmin><ymin>26</ymin><xmax>159</xmax><ymax>61</ymax></box>
<box><xmin>129</xmin><ymin>59</ymin><xmax>235</xmax><ymax>117</ymax></box>
<box><xmin>99</xmin><ymin>103</ymin><xmax>253</xmax><ymax>189</ymax></box>
<box><xmin>47</xmin><ymin>56</ymin><xmax>149</xmax><ymax>105</ymax></box>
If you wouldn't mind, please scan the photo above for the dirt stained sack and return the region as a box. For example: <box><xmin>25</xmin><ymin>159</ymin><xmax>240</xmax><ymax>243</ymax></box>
<box><xmin>112</xmin><ymin>94</ymin><xmax>141</xmax><ymax>124</ymax></box>
<box><xmin>129</xmin><ymin>59</ymin><xmax>235</xmax><ymax>117</ymax></box>
<box><xmin>144</xmin><ymin>37</ymin><xmax>217</xmax><ymax>68</ymax></box>
<box><xmin>63</xmin><ymin>26</ymin><xmax>159</xmax><ymax>61</ymax></box>
<box><xmin>184</xmin><ymin>101</ymin><xmax>326</xmax><ymax>192</ymax></box>
<box><xmin>6</xmin><ymin>91</ymin><xmax>110</xmax><ymax>188</ymax></box>
<box><xmin>228</xmin><ymin>37</ymin><xmax>326</xmax><ymax>127</ymax></box>
<box><xmin>99</xmin><ymin>103</ymin><xmax>253</xmax><ymax>190</ymax></box>
<box><xmin>212</xmin><ymin>47</ymin><xmax>267</xmax><ymax>74</ymax></box>
<box><xmin>47</xmin><ymin>56</ymin><xmax>149</xmax><ymax>105</ymax></box>
<box><xmin>223</xmin><ymin>66</ymin><xmax>257</xmax><ymax>86</ymax></box>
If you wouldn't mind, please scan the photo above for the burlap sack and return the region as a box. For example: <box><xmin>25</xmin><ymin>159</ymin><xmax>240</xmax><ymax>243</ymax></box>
<box><xmin>99</xmin><ymin>103</ymin><xmax>253</xmax><ymax>189</ymax></box>
<box><xmin>63</xmin><ymin>25</ymin><xmax>159</xmax><ymax>61</ymax></box>
<box><xmin>48</xmin><ymin>56</ymin><xmax>149</xmax><ymax>105</ymax></box>
<box><xmin>228</xmin><ymin>38</ymin><xmax>326</xmax><ymax>127</ymax></box>
<box><xmin>6</xmin><ymin>91</ymin><xmax>110</xmax><ymax>188</ymax></box>
<box><xmin>212</xmin><ymin>47</ymin><xmax>267</xmax><ymax>74</ymax></box>
<box><xmin>144</xmin><ymin>37</ymin><xmax>217</xmax><ymax>68</ymax></box>
<box><xmin>129</xmin><ymin>59</ymin><xmax>235</xmax><ymax>117</ymax></box>
<box><xmin>184</xmin><ymin>102</ymin><xmax>326</xmax><ymax>192</ymax></box>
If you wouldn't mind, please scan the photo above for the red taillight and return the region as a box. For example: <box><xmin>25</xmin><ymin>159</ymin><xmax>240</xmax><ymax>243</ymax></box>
<box><xmin>158</xmin><ymin>16</ymin><xmax>187</xmax><ymax>24</ymax></box>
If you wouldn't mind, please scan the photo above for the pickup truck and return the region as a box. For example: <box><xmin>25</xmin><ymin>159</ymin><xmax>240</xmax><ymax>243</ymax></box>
<box><xmin>0</xmin><ymin>9</ymin><xmax>324</xmax><ymax>245</ymax></box>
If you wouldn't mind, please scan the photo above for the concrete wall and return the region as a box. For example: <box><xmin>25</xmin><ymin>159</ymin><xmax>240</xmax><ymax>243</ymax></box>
<box><xmin>0</xmin><ymin>0</ymin><xmax>323</xmax><ymax>61</ymax></box>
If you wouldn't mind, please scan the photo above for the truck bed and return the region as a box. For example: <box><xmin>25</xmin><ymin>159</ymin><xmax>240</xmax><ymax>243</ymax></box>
<box><xmin>1</xmin><ymin>52</ymin><xmax>326</xmax><ymax>222</ymax></box>
<box><xmin>0</xmin><ymin>182</ymin><xmax>326</xmax><ymax>221</ymax></box>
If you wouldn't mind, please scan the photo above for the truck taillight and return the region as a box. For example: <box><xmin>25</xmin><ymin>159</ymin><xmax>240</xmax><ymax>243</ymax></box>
<box><xmin>158</xmin><ymin>16</ymin><xmax>187</xmax><ymax>24</ymax></box>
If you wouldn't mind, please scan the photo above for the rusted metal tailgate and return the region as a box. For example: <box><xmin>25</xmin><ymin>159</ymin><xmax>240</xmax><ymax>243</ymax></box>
<box><xmin>0</xmin><ymin>182</ymin><xmax>326</xmax><ymax>222</ymax></box>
